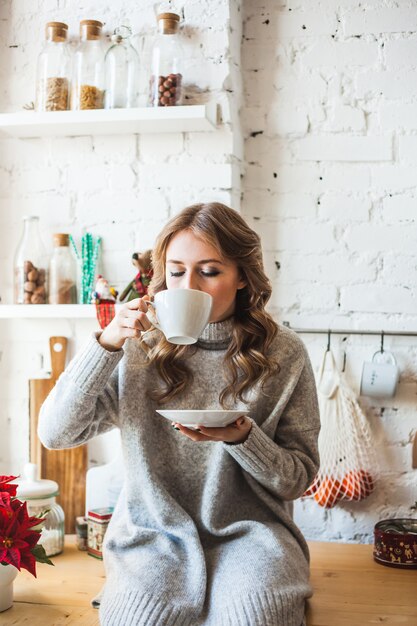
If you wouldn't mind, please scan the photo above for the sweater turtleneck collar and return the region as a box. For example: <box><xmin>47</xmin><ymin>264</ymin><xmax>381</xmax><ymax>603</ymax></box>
<box><xmin>197</xmin><ymin>317</ymin><xmax>234</xmax><ymax>350</ymax></box>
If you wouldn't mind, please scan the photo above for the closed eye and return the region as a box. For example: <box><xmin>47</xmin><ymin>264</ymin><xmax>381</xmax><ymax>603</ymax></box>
<box><xmin>201</xmin><ymin>270</ymin><xmax>220</xmax><ymax>277</ymax></box>
<box><xmin>169</xmin><ymin>270</ymin><xmax>220</xmax><ymax>278</ymax></box>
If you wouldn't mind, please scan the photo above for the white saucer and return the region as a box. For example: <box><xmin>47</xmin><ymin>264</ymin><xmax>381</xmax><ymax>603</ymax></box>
<box><xmin>156</xmin><ymin>409</ymin><xmax>246</xmax><ymax>429</ymax></box>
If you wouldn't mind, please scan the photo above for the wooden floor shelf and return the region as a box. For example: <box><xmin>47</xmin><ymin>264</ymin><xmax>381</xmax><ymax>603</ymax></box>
<box><xmin>5</xmin><ymin>536</ymin><xmax>417</xmax><ymax>625</ymax></box>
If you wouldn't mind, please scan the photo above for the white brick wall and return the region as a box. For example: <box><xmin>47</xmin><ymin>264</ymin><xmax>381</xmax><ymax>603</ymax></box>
<box><xmin>0</xmin><ymin>0</ymin><xmax>244</xmax><ymax>471</ymax></box>
<box><xmin>0</xmin><ymin>0</ymin><xmax>416</xmax><ymax>544</ymax></box>
<box><xmin>343</xmin><ymin>7</ymin><xmax>417</xmax><ymax>36</ymax></box>
<box><xmin>241</xmin><ymin>0</ymin><xmax>417</xmax><ymax>542</ymax></box>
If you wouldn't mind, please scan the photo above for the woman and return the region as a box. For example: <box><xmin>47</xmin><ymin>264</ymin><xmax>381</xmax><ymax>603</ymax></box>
<box><xmin>38</xmin><ymin>202</ymin><xmax>320</xmax><ymax>626</ymax></box>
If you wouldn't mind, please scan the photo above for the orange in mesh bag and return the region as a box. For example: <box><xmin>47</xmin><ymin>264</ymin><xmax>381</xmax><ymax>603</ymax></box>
<box><xmin>303</xmin><ymin>349</ymin><xmax>378</xmax><ymax>508</ymax></box>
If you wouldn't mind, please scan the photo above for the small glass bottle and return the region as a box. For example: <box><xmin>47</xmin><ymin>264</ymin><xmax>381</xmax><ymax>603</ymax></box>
<box><xmin>72</xmin><ymin>20</ymin><xmax>105</xmax><ymax>110</ymax></box>
<box><xmin>16</xmin><ymin>463</ymin><xmax>65</xmax><ymax>558</ymax></box>
<box><xmin>148</xmin><ymin>11</ymin><xmax>183</xmax><ymax>107</ymax></box>
<box><xmin>14</xmin><ymin>216</ymin><xmax>48</xmax><ymax>304</ymax></box>
<box><xmin>49</xmin><ymin>233</ymin><xmax>78</xmax><ymax>304</ymax></box>
<box><xmin>36</xmin><ymin>22</ymin><xmax>71</xmax><ymax>111</ymax></box>
<box><xmin>105</xmin><ymin>25</ymin><xmax>139</xmax><ymax>109</ymax></box>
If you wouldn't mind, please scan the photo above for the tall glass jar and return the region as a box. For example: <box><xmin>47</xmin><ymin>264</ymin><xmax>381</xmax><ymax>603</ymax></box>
<box><xmin>49</xmin><ymin>233</ymin><xmax>78</xmax><ymax>304</ymax></box>
<box><xmin>14</xmin><ymin>216</ymin><xmax>48</xmax><ymax>304</ymax></box>
<box><xmin>148</xmin><ymin>12</ymin><xmax>183</xmax><ymax>107</ymax></box>
<box><xmin>105</xmin><ymin>25</ymin><xmax>139</xmax><ymax>108</ymax></box>
<box><xmin>16</xmin><ymin>463</ymin><xmax>65</xmax><ymax>558</ymax></box>
<box><xmin>72</xmin><ymin>20</ymin><xmax>105</xmax><ymax>110</ymax></box>
<box><xmin>36</xmin><ymin>22</ymin><xmax>71</xmax><ymax>111</ymax></box>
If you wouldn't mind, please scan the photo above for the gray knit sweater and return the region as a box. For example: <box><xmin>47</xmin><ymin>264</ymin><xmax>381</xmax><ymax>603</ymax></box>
<box><xmin>38</xmin><ymin>319</ymin><xmax>320</xmax><ymax>626</ymax></box>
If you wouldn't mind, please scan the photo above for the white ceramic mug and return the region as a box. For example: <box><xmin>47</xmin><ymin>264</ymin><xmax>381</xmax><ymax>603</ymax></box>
<box><xmin>146</xmin><ymin>288</ymin><xmax>213</xmax><ymax>345</ymax></box>
<box><xmin>360</xmin><ymin>350</ymin><xmax>399</xmax><ymax>398</ymax></box>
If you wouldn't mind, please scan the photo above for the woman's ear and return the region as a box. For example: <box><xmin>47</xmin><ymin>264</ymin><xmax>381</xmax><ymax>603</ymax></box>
<box><xmin>237</xmin><ymin>273</ymin><xmax>247</xmax><ymax>290</ymax></box>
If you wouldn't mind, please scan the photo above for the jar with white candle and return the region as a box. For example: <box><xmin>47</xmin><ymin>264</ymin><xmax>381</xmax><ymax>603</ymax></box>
<box><xmin>16</xmin><ymin>463</ymin><xmax>65</xmax><ymax>557</ymax></box>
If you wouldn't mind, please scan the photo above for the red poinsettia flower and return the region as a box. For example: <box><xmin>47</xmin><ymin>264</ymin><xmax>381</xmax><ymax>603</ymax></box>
<box><xmin>0</xmin><ymin>475</ymin><xmax>52</xmax><ymax>577</ymax></box>
<box><xmin>0</xmin><ymin>490</ymin><xmax>11</xmax><ymax>509</ymax></box>
<box><xmin>0</xmin><ymin>475</ymin><xmax>19</xmax><ymax>497</ymax></box>
<box><xmin>0</xmin><ymin>503</ymin><xmax>43</xmax><ymax>574</ymax></box>
<box><xmin>19</xmin><ymin>547</ymin><xmax>38</xmax><ymax>577</ymax></box>
<box><xmin>12</xmin><ymin>500</ymin><xmax>44</xmax><ymax>530</ymax></box>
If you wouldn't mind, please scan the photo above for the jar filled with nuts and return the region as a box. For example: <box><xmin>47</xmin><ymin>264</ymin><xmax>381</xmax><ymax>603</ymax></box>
<box><xmin>148</xmin><ymin>11</ymin><xmax>183</xmax><ymax>107</ymax></box>
<box><xmin>72</xmin><ymin>20</ymin><xmax>105</xmax><ymax>110</ymax></box>
<box><xmin>35</xmin><ymin>22</ymin><xmax>71</xmax><ymax>112</ymax></box>
<box><xmin>14</xmin><ymin>216</ymin><xmax>48</xmax><ymax>305</ymax></box>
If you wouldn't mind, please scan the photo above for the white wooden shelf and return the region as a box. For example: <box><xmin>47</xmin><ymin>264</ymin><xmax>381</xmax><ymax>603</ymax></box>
<box><xmin>0</xmin><ymin>103</ymin><xmax>217</xmax><ymax>138</ymax></box>
<box><xmin>0</xmin><ymin>304</ymin><xmax>121</xmax><ymax>319</ymax></box>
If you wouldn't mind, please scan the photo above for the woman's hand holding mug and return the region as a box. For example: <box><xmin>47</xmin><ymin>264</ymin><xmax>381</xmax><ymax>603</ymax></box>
<box><xmin>99</xmin><ymin>289</ymin><xmax>213</xmax><ymax>351</ymax></box>
<box><xmin>99</xmin><ymin>297</ymin><xmax>152</xmax><ymax>352</ymax></box>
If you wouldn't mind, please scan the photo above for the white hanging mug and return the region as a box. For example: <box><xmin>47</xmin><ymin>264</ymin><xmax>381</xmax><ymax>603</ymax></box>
<box><xmin>145</xmin><ymin>288</ymin><xmax>213</xmax><ymax>345</ymax></box>
<box><xmin>360</xmin><ymin>350</ymin><xmax>399</xmax><ymax>398</ymax></box>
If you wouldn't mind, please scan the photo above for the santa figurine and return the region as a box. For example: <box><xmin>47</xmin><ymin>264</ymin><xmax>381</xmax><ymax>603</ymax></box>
<box><xmin>91</xmin><ymin>275</ymin><xmax>118</xmax><ymax>329</ymax></box>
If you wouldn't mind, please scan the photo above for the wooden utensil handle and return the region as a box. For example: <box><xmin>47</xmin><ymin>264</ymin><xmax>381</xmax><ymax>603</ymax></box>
<box><xmin>412</xmin><ymin>430</ymin><xmax>417</xmax><ymax>470</ymax></box>
<box><xmin>50</xmin><ymin>337</ymin><xmax>68</xmax><ymax>381</ymax></box>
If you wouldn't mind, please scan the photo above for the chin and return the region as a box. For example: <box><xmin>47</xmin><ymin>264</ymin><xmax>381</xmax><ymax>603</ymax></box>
<box><xmin>210</xmin><ymin>311</ymin><xmax>234</xmax><ymax>324</ymax></box>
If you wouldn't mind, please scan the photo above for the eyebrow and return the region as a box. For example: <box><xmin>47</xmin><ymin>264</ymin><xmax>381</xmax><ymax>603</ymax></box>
<box><xmin>166</xmin><ymin>258</ymin><xmax>224</xmax><ymax>265</ymax></box>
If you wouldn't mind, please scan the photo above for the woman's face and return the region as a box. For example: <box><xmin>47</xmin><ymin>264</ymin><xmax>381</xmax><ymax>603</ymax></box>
<box><xmin>165</xmin><ymin>229</ymin><xmax>246</xmax><ymax>323</ymax></box>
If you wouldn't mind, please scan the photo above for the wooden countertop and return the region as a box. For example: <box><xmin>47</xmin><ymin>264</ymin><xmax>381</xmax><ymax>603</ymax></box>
<box><xmin>4</xmin><ymin>536</ymin><xmax>417</xmax><ymax>625</ymax></box>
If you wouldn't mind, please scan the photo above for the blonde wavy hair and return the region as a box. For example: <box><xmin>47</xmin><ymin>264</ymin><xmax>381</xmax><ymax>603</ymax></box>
<box><xmin>144</xmin><ymin>202</ymin><xmax>279</xmax><ymax>407</ymax></box>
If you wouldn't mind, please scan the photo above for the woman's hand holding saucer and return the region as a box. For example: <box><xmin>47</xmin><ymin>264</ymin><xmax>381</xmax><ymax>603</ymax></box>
<box><xmin>172</xmin><ymin>415</ymin><xmax>252</xmax><ymax>445</ymax></box>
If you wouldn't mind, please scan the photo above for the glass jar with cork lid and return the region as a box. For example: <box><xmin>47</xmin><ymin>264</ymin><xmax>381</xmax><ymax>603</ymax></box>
<box><xmin>35</xmin><ymin>22</ymin><xmax>71</xmax><ymax>111</ymax></box>
<box><xmin>105</xmin><ymin>25</ymin><xmax>140</xmax><ymax>108</ymax></box>
<box><xmin>148</xmin><ymin>11</ymin><xmax>183</xmax><ymax>107</ymax></box>
<box><xmin>72</xmin><ymin>20</ymin><xmax>105</xmax><ymax>110</ymax></box>
<box><xmin>14</xmin><ymin>216</ymin><xmax>48</xmax><ymax>304</ymax></box>
<box><xmin>49</xmin><ymin>233</ymin><xmax>78</xmax><ymax>304</ymax></box>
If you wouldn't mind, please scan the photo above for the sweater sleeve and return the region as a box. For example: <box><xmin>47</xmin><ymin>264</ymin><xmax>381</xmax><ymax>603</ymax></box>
<box><xmin>38</xmin><ymin>333</ymin><xmax>124</xmax><ymax>450</ymax></box>
<box><xmin>224</xmin><ymin>343</ymin><xmax>320</xmax><ymax>501</ymax></box>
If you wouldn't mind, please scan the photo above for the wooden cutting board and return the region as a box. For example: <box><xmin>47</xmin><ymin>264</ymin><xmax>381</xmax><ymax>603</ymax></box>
<box><xmin>29</xmin><ymin>336</ymin><xmax>87</xmax><ymax>534</ymax></box>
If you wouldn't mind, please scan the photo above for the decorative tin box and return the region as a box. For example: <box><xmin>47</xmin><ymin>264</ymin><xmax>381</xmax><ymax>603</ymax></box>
<box><xmin>75</xmin><ymin>515</ymin><xmax>88</xmax><ymax>551</ymax></box>
<box><xmin>87</xmin><ymin>507</ymin><xmax>114</xmax><ymax>559</ymax></box>
<box><xmin>374</xmin><ymin>518</ymin><xmax>417</xmax><ymax>569</ymax></box>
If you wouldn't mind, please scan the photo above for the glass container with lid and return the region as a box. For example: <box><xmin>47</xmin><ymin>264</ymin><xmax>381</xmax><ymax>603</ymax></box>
<box><xmin>49</xmin><ymin>233</ymin><xmax>78</xmax><ymax>304</ymax></box>
<box><xmin>148</xmin><ymin>11</ymin><xmax>183</xmax><ymax>106</ymax></box>
<box><xmin>16</xmin><ymin>463</ymin><xmax>65</xmax><ymax>557</ymax></box>
<box><xmin>36</xmin><ymin>22</ymin><xmax>71</xmax><ymax>111</ymax></box>
<box><xmin>105</xmin><ymin>25</ymin><xmax>139</xmax><ymax>108</ymax></box>
<box><xmin>72</xmin><ymin>20</ymin><xmax>105</xmax><ymax>110</ymax></box>
<box><xmin>14</xmin><ymin>216</ymin><xmax>48</xmax><ymax>304</ymax></box>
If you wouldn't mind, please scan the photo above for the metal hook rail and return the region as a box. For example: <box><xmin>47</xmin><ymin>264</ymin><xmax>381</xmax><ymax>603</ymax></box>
<box><xmin>282</xmin><ymin>322</ymin><xmax>417</xmax><ymax>338</ymax></box>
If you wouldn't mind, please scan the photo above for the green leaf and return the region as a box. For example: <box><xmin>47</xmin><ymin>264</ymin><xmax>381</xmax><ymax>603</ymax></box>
<box><xmin>31</xmin><ymin>544</ymin><xmax>54</xmax><ymax>566</ymax></box>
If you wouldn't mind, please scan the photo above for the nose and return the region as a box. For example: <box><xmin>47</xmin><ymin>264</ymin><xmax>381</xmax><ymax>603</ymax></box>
<box><xmin>182</xmin><ymin>272</ymin><xmax>200</xmax><ymax>291</ymax></box>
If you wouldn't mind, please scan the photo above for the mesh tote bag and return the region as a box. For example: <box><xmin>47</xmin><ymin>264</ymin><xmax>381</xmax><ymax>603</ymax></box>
<box><xmin>304</xmin><ymin>348</ymin><xmax>379</xmax><ymax>508</ymax></box>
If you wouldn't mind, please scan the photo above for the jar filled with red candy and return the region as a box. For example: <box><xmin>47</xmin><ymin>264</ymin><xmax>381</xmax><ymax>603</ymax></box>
<box><xmin>148</xmin><ymin>11</ymin><xmax>183</xmax><ymax>107</ymax></box>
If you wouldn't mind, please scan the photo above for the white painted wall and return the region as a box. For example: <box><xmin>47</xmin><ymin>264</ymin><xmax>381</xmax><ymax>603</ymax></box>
<box><xmin>0</xmin><ymin>0</ymin><xmax>416</xmax><ymax>543</ymax></box>
<box><xmin>241</xmin><ymin>0</ymin><xmax>417</xmax><ymax>541</ymax></box>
